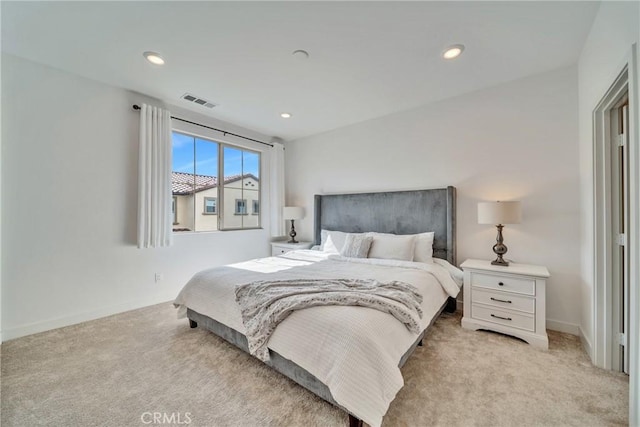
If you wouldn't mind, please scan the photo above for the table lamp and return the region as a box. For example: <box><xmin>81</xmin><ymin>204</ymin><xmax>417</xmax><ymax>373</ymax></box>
<box><xmin>478</xmin><ymin>201</ymin><xmax>522</xmax><ymax>266</ymax></box>
<box><xmin>283</xmin><ymin>207</ymin><xmax>305</xmax><ymax>244</ymax></box>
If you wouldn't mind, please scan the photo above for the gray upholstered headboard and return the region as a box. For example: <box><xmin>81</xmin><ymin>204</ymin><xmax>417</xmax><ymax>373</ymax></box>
<box><xmin>314</xmin><ymin>187</ymin><xmax>456</xmax><ymax>265</ymax></box>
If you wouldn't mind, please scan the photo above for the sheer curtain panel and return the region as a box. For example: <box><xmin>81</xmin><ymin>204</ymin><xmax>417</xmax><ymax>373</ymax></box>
<box><xmin>269</xmin><ymin>141</ymin><xmax>285</xmax><ymax>237</ymax></box>
<box><xmin>137</xmin><ymin>104</ymin><xmax>173</xmax><ymax>248</ymax></box>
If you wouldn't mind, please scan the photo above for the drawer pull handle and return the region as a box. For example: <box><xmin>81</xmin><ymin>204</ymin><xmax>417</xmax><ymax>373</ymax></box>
<box><xmin>491</xmin><ymin>314</ymin><xmax>512</xmax><ymax>321</ymax></box>
<box><xmin>490</xmin><ymin>297</ymin><xmax>512</xmax><ymax>304</ymax></box>
<box><xmin>498</xmin><ymin>282</ymin><xmax>505</xmax><ymax>286</ymax></box>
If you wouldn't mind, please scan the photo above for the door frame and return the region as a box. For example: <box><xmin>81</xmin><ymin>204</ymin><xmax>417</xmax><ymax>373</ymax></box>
<box><xmin>608</xmin><ymin>99</ymin><xmax>629</xmax><ymax>373</ymax></box>
<box><xmin>592</xmin><ymin>66</ymin><xmax>628</xmax><ymax>369</ymax></box>
<box><xmin>592</xmin><ymin>43</ymin><xmax>639</xmax><ymax>425</ymax></box>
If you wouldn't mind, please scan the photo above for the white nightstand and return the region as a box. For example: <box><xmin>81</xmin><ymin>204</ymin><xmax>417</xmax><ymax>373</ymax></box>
<box><xmin>460</xmin><ymin>259</ymin><xmax>550</xmax><ymax>349</ymax></box>
<box><xmin>271</xmin><ymin>241</ymin><xmax>313</xmax><ymax>256</ymax></box>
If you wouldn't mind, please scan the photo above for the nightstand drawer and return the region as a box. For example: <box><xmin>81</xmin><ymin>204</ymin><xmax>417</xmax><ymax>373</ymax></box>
<box><xmin>272</xmin><ymin>246</ymin><xmax>289</xmax><ymax>256</ymax></box>
<box><xmin>470</xmin><ymin>272</ymin><xmax>535</xmax><ymax>295</ymax></box>
<box><xmin>471</xmin><ymin>288</ymin><xmax>535</xmax><ymax>314</ymax></box>
<box><xmin>271</xmin><ymin>241</ymin><xmax>313</xmax><ymax>256</ymax></box>
<box><xmin>472</xmin><ymin>304</ymin><xmax>535</xmax><ymax>332</ymax></box>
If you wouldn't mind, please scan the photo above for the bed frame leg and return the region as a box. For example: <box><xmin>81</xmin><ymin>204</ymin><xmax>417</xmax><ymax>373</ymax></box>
<box><xmin>189</xmin><ymin>319</ymin><xmax>198</xmax><ymax>329</ymax></box>
<box><xmin>444</xmin><ymin>296</ymin><xmax>457</xmax><ymax>313</ymax></box>
<box><xmin>348</xmin><ymin>414</ymin><xmax>363</xmax><ymax>427</ymax></box>
<box><xmin>418</xmin><ymin>339</ymin><xmax>423</xmax><ymax>347</ymax></box>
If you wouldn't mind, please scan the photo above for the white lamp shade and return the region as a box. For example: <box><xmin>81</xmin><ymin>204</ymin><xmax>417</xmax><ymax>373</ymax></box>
<box><xmin>478</xmin><ymin>201</ymin><xmax>522</xmax><ymax>225</ymax></box>
<box><xmin>283</xmin><ymin>206</ymin><xmax>305</xmax><ymax>220</ymax></box>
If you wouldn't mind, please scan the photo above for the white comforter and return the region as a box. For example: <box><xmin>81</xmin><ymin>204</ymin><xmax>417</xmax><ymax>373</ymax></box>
<box><xmin>174</xmin><ymin>250</ymin><xmax>461</xmax><ymax>427</ymax></box>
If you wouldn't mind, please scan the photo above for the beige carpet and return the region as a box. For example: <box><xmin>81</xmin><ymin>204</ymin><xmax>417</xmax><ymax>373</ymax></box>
<box><xmin>1</xmin><ymin>303</ymin><xmax>628</xmax><ymax>427</ymax></box>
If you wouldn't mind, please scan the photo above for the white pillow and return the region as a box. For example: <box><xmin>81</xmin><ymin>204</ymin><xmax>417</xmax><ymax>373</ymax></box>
<box><xmin>320</xmin><ymin>229</ymin><xmax>350</xmax><ymax>254</ymax></box>
<box><xmin>413</xmin><ymin>232</ymin><xmax>435</xmax><ymax>263</ymax></box>
<box><xmin>368</xmin><ymin>233</ymin><xmax>417</xmax><ymax>261</ymax></box>
<box><xmin>341</xmin><ymin>234</ymin><xmax>373</xmax><ymax>258</ymax></box>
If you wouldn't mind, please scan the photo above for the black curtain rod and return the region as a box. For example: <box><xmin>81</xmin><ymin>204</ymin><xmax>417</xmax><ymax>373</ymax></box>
<box><xmin>132</xmin><ymin>104</ymin><xmax>273</xmax><ymax>148</ymax></box>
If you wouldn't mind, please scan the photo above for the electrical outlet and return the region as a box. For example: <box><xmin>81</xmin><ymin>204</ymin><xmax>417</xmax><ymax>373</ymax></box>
<box><xmin>155</xmin><ymin>273</ymin><xmax>163</xmax><ymax>283</ymax></box>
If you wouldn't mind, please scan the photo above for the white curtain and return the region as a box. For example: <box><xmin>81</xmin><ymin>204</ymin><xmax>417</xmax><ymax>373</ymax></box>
<box><xmin>269</xmin><ymin>141</ymin><xmax>285</xmax><ymax>237</ymax></box>
<box><xmin>137</xmin><ymin>104</ymin><xmax>173</xmax><ymax>248</ymax></box>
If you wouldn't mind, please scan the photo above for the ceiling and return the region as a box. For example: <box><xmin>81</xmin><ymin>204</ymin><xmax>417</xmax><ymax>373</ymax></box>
<box><xmin>1</xmin><ymin>1</ymin><xmax>599</xmax><ymax>141</ymax></box>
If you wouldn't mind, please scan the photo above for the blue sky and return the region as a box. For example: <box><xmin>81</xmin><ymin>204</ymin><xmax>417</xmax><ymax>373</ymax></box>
<box><xmin>172</xmin><ymin>132</ymin><xmax>259</xmax><ymax>178</ymax></box>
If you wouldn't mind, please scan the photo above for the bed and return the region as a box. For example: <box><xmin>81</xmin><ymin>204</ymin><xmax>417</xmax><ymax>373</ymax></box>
<box><xmin>174</xmin><ymin>187</ymin><xmax>458</xmax><ymax>427</ymax></box>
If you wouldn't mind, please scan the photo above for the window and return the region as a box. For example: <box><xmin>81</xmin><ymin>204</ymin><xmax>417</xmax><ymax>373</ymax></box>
<box><xmin>204</xmin><ymin>197</ymin><xmax>217</xmax><ymax>214</ymax></box>
<box><xmin>171</xmin><ymin>131</ymin><xmax>260</xmax><ymax>232</ymax></box>
<box><xmin>172</xmin><ymin>196</ymin><xmax>178</xmax><ymax>225</ymax></box>
<box><xmin>235</xmin><ymin>199</ymin><xmax>247</xmax><ymax>215</ymax></box>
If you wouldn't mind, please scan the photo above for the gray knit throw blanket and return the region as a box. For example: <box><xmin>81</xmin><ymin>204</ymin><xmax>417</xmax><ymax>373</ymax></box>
<box><xmin>235</xmin><ymin>278</ymin><xmax>424</xmax><ymax>361</ymax></box>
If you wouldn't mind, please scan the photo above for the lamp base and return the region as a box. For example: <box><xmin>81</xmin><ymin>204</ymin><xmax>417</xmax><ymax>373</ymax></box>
<box><xmin>287</xmin><ymin>219</ymin><xmax>298</xmax><ymax>244</ymax></box>
<box><xmin>491</xmin><ymin>257</ymin><xmax>509</xmax><ymax>267</ymax></box>
<box><xmin>491</xmin><ymin>224</ymin><xmax>509</xmax><ymax>267</ymax></box>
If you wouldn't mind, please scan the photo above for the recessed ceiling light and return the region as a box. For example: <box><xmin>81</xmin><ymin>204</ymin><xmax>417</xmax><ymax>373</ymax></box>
<box><xmin>442</xmin><ymin>44</ymin><xmax>465</xmax><ymax>60</ymax></box>
<box><xmin>280</xmin><ymin>113</ymin><xmax>292</xmax><ymax>118</ymax></box>
<box><xmin>143</xmin><ymin>51</ymin><xmax>165</xmax><ymax>65</ymax></box>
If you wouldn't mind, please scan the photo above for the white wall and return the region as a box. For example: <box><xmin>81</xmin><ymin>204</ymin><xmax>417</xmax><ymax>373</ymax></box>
<box><xmin>577</xmin><ymin>0</ymin><xmax>639</xmax><ymax>357</ymax></box>
<box><xmin>0</xmin><ymin>26</ymin><xmax>3</xmax><ymax>342</ymax></box>
<box><xmin>577</xmin><ymin>2</ymin><xmax>639</xmax><ymax>424</ymax></box>
<box><xmin>1</xmin><ymin>54</ymin><xmax>273</xmax><ymax>340</ymax></box>
<box><xmin>285</xmin><ymin>66</ymin><xmax>581</xmax><ymax>332</ymax></box>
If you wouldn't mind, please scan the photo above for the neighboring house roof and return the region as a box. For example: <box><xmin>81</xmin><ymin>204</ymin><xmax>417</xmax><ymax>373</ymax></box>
<box><xmin>172</xmin><ymin>172</ymin><xmax>259</xmax><ymax>195</ymax></box>
<box><xmin>172</xmin><ymin>171</ymin><xmax>216</xmax><ymax>195</ymax></box>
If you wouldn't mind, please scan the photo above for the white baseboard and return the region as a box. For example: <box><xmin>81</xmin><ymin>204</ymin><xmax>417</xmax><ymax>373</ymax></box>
<box><xmin>546</xmin><ymin>319</ymin><xmax>580</xmax><ymax>335</ymax></box>
<box><xmin>1</xmin><ymin>292</ymin><xmax>177</xmax><ymax>342</ymax></box>
<box><xmin>579</xmin><ymin>326</ymin><xmax>594</xmax><ymax>361</ymax></box>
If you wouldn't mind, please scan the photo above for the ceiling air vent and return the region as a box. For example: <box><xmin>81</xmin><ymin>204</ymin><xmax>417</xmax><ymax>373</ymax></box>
<box><xmin>181</xmin><ymin>93</ymin><xmax>217</xmax><ymax>109</ymax></box>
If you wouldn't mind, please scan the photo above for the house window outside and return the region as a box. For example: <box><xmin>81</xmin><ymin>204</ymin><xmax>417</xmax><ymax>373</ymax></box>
<box><xmin>235</xmin><ymin>199</ymin><xmax>247</xmax><ymax>215</ymax></box>
<box><xmin>172</xmin><ymin>196</ymin><xmax>178</xmax><ymax>225</ymax></box>
<box><xmin>171</xmin><ymin>131</ymin><xmax>260</xmax><ymax>232</ymax></box>
<box><xmin>204</xmin><ymin>197</ymin><xmax>217</xmax><ymax>214</ymax></box>
<box><xmin>253</xmin><ymin>200</ymin><xmax>259</xmax><ymax>215</ymax></box>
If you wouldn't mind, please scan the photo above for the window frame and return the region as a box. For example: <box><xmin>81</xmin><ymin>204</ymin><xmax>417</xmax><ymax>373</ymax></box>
<box><xmin>203</xmin><ymin>197</ymin><xmax>217</xmax><ymax>215</ymax></box>
<box><xmin>234</xmin><ymin>199</ymin><xmax>248</xmax><ymax>215</ymax></box>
